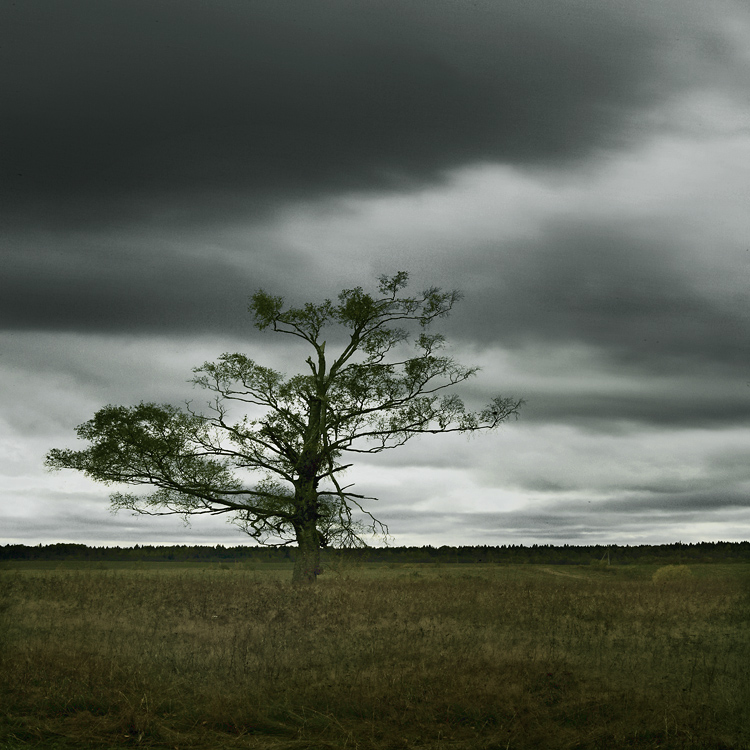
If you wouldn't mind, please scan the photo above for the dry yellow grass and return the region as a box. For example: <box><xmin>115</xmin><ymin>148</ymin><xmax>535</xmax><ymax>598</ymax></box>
<box><xmin>652</xmin><ymin>564</ymin><xmax>693</xmax><ymax>584</ymax></box>
<box><xmin>1</xmin><ymin>562</ymin><xmax>748</xmax><ymax>749</ymax></box>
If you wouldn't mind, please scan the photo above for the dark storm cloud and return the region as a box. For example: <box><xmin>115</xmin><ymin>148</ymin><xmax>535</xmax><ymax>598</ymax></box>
<box><xmin>523</xmin><ymin>392</ymin><xmax>750</xmax><ymax>430</ymax></box>
<box><xmin>505</xmin><ymin>483</ymin><xmax>750</xmax><ymax>515</ymax></box>
<box><xmin>451</xmin><ymin>222</ymin><xmax>750</xmax><ymax>375</ymax></box>
<box><xmin>606</xmin><ymin>490</ymin><xmax>750</xmax><ymax>513</ymax></box>
<box><xmin>1</xmin><ymin>0</ymin><xmax>714</xmax><ymax>229</ymax></box>
<box><xmin>0</xmin><ymin>231</ymin><xmax>315</xmax><ymax>333</ymax></box>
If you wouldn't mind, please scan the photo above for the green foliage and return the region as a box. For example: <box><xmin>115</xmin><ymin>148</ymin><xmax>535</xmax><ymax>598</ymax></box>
<box><xmin>52</xmin><ymin>404</ymin><xmax>232</xmax><ymax>483</ymax></box>
<box><xmin>46</xmin><ymin>273</ymin><xmax>522</xmax><ymax>581</ymax></box>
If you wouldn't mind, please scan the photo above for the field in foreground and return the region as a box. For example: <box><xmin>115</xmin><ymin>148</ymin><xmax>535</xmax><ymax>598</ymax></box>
<box><xmin>0</xmin><ymin>562</ymin><xmax>748</xmax><ymax>749</ymax></box>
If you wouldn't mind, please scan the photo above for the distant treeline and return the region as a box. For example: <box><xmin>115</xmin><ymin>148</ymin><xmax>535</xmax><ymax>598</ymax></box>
<box><xmin>1</xmin><ymin>541</ymin><xmax>748</xmax><ymax>565</ymax></box>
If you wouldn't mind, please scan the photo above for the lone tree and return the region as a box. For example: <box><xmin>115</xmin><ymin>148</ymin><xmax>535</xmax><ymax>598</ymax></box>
<box><xmin>46</xmin><ymin>272</ymin><xmax>522</xmax><ymax>583</ymax></box>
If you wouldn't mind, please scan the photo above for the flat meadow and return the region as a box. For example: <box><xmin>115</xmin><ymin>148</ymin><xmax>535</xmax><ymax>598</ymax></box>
<box><xmin>0</xmin><ymin>561</ymin><xmax>748</xmax><ymax>749</ymax></box>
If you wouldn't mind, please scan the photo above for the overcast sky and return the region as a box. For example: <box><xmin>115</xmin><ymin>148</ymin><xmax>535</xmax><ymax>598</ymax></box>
<box><xmin>2</xmin><ymin>0</ymin><xmax>750</xmax><ymax>548</ymax></box>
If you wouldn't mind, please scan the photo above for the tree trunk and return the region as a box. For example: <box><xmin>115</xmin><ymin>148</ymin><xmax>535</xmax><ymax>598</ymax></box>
<box><xmin>293</xmin><ymin>519</ymin><xmax>321</xmax><ymax>584</ymax></box>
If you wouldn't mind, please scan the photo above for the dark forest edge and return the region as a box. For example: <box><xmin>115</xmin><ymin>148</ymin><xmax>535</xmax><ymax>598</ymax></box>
<box><xmin>1</xmin><ymin>541</ymin><xmax>748</xmax><ymax>565</ymax></box>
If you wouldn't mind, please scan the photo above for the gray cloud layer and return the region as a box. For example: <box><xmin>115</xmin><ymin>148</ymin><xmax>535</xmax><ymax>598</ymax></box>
<box><xmin>2</xmin><ymin>0</ymin><xmax>730</xmax><ymax>228</ymax></box>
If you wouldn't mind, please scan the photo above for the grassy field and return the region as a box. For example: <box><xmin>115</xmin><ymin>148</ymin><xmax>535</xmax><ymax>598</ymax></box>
<box><xmin>0</xmin><ymin>562</ymin><xmax>748</xmax><ymax>749</ymax></box>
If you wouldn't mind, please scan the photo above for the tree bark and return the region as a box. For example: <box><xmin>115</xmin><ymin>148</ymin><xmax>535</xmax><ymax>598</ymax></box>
<box><xmin>292</xmin><ymin>518</ymin><xmax>321</xmax><ymax>584</ymax></box>
<box><xmin>293</xmin><ymin>393</ymin><xmax>325</xmax><ymax>584</ymax></box>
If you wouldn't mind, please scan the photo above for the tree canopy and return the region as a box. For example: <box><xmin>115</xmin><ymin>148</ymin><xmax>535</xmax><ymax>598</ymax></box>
<box><xmin>47</xmin><ymin>272</ymin><xmax>522</xmax><ymax>582</ymax></box>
